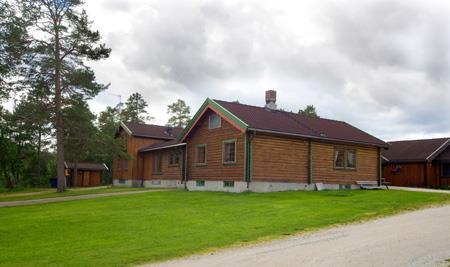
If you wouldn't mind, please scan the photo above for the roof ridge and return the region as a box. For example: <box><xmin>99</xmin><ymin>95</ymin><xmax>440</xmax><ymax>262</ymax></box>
<box><xmin>124</xmin><ymin>121</ymin><xmax>182</xmax><ymax>129</ymax></box>
<box><xmin>284</xmin><ymin>112</ymin><xmax>322</xmax><ymax>136</ymax></box>
<box><xmin>213</xmin><ymin>99</ymin><xmax>346</xmax><ymax>124</ymax></box>
<box><xmin>388</xmin><ymin>137</ymin><xmax>450</xmax><ymax>143</ymax></box>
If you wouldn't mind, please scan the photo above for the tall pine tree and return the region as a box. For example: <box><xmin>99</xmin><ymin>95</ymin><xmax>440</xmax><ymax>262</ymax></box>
<box><xmin>167</xmin><ymin>99</ymin><xmax>191</xmax><ymax>128</ymax></box>
<box><xmin>17</xmin><ymin>0</ymin><xmax>111</xmax><ymax>192</ymax></box>
<box><xmin>120</xmin><ymin>93</ymin><xmax>153</xmax><ymax>123</ymax></box>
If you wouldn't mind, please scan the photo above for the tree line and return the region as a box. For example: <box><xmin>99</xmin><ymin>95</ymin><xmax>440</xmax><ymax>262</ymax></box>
<box><xmin>0</xmin><ymin>87</ymin><xmax>192</xmax><ymax>189</ymax></box>
<box><xmin>0</xmin><ymin>0</ymin><xmax>191</xmax><ymax>190</ymax></box>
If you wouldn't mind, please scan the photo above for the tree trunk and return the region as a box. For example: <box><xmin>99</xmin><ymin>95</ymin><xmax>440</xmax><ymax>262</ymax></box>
<box><xmin>54</xmin><ymin>20</ymin><xmax>66</xmax><ymax>192</ymax></box>
<box><xmin>37</xmin><ymin>128</ymin><xmax>42</xmax><ymax>185</ymax></box>
<box><xmin>73</xmin><ymin>160</ymin><xmax>78</xmax><ymax>188</ymax></box>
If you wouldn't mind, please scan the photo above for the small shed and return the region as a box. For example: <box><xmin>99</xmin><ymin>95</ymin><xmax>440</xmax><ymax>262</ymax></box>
<box><xmin>65</xmin><ymin>162</ymin><xmax>109</xmax><ymax>187</ymax></box>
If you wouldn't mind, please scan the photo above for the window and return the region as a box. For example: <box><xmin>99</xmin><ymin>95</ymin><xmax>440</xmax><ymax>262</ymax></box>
<box><xmin>169</xmin><ymin>152</ymin><xmax>180</xmax><ymax>166</ymax></box>
<box><xmin>120</xmin><ymin>159</ymin><xmax>128</xmax><ymax>171</ymax></box>
<box><xmin>209</xmin><ymin>113</ymin><xmax>221</xmax><ymax>129</ymax></box>
<box><xmin>196</xmin><ymin>180</ymin><xmax>205</xmax><ymax>187</ymax></box>
<box><xmin>118</xmin><ymin>179</ymin><xmax>126</xmax><ymax>184</ymax></box>
<box><xmin>346</xmin><ymin>150</ymin><xmax>356</xmax><ymax>169</ymax></box>
<box><xmin>223</xmin><ymin>140</ymin><xmax>237</xmax><ymax>164</ymax></box>
<box><xmin>195</xmin><ymin>144</ymin><xmax>207</xmax><ymax>165</ymax></box>
<box><xmin>443</xmin><ymin>164</ymin><xmax>450</xmax><ymax>177</ymax></box>
<box><xmin>334</xmin><ymin>149</ymin><xmax>345</xmax><ymax>168</ymax></box>
<box><xmin>334</xmin><ymin>148</ymin><xmax>357</xmax><ymax>170</ymax></box>
<box><xmin>153</xmin><ymin>154</ymin><xmax>162</xmax><ymax>174</ymax></box>
<box><xmin>223</xmin><ymin>181</ymin><xmax>235</xmax><ymax>188</ymax></box>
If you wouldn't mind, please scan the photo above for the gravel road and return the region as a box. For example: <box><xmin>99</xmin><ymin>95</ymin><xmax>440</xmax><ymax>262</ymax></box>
<box><xmin>149</xmin><ymin>205</ymin><xmax>450</xmax><ymax>267</ymax></box>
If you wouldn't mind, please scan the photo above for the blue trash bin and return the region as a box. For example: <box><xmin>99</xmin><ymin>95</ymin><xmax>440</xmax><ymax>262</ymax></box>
<box><xmin>50</xmin><ymin>178</ymin><xmax>57</xmax><ymax>188</ymax></box>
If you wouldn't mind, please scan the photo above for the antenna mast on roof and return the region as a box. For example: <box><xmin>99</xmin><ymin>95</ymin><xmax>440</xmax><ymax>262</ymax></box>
<box><xmin>109</xmin><ymin>93</ymin><xmax>122</xmax><ymax>119</ymax></box>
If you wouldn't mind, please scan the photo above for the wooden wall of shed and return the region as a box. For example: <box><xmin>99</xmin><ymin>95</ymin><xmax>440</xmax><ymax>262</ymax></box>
<box><xmin>186</xmin><ymin>109</ymin><xmax>245</xmax><ymax>181</ymax></box>
<box><xmin>112</xmin><ymin>130</ymin><xmax>163</xmax><ymax>180</ymax></box>
<box><xmin>383</xmin><ymin>162</ymin><xmax>446</xmax><ymax>188</ymax></box>
<box><xmin>311</xmin><ymin>142</ymin><xmax>379</xmax><ymax>184</ymax></box>
<box><xmin>251</xmin><ymin>135</ymin><xmax>309</xmax><ymax>183</ymax></box>
<box><xmin>72</xmin><ymin>170</ymin><xmax>102</xmax><ymax>187</ymax></box>
<box><xmin>141</xmin><ymin>147</ymin><xmax>183</xmax><ymax>180</ymax></box>
<box><xmin>383</xmin><ymin>163</ymin><xmax>425</xmax><ymax>187</ymax></box>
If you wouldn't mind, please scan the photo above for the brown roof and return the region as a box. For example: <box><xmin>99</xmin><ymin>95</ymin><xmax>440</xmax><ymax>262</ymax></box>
<box><xmin>121</xmin><ymin>122</ymin><xmax>183</xmax><ymax>139</ymax></box>
<box><xmin>215</xmin><ymin>100</ymin><xmax>387</xmax><ymax>147</ymax></box>
<box><xmin>65</xmin><ymin>162</ymin><xmax>108</xmax><ymax>171</ymax></box>
<box><xmin>139</xmin><ymin>139</ymin><xmax>185</xmax><ymax>153</ymax></box>
<box><xmin>382</xmin><ymin>138</ymin><xmax>450</xmax><ymax>163</ymax></box>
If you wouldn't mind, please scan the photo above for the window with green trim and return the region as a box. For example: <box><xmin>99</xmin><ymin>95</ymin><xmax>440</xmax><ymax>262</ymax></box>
<box><xmin>196</xmin><ymin>180</ymin><xmax>205</xmax><ymax>187</ymax></box>
<box><xmin>152</xmin><ymin>153</ymin><xmax>162</xmax><ymax>174</ymax></box>
<box><xmin>223</xmin><ymin>181</ymin><xmax>234</xmax><ymax>187</ymax></box>
<box><xmin>209</xmin><ymin>113</ymin><xmax>221</xmax><ymax>129</ymax></box>
<box><xmin>223</xmin><ymin>140</ymin><xmax>237</xmax><ymax>164</ymax></box>
<box><xmin>334</xmin><ymin>148</ymin><xmax>357</xmax><ymax>170</ymax></box>
<box><xmin>195</xmin><ymin>144</ymin><xmax>207</xmax><ymax>165</ymax></box>
<box><xmin>169</xmin><ymin>152</ymin><xmax>180</xmax><ymax>166</ymax></box>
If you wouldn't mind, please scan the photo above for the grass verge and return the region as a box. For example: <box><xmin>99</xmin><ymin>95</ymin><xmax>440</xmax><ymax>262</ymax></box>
<box><xmin>0</xmin><ymin>186</ymin><xmax>152</xmax><ymax>202</ymax></box>
<box><xmin>0</xmin><ymin>190</ymin><xmax>448</xmax><ymax>266</ymax></box>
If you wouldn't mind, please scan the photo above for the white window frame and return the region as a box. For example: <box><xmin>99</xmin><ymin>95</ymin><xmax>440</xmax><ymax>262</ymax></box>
<box><xmin>209</xmin><ymin>113</ymin><xmax>221</xmax><ymax>129</ymax></box>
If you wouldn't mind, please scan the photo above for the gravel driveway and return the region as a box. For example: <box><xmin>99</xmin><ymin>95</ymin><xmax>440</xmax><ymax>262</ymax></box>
<box><xmin>149</xmin><ymin>205</ymin><xmax>450</xmax><ymax>267</ymax></box>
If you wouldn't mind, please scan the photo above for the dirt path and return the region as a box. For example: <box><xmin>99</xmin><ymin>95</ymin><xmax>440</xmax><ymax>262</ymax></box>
<box><xmin>390</xmin><ymin>186</ymin><xmax>450</xmax><ymax>194</ymax></box>
<box><xmin>149</xmin><ymin>205</ymin><xmax>450</xmax><ymax>267</ymax></box>
<box><xmin>0</xmin><ymin>189</ymin><xmax>171</xmax><ymax>207</ymax></box>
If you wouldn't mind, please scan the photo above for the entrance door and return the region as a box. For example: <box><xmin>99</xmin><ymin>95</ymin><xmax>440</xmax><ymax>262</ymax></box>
<box><xmin>82</xmin><ymin>171</ymin><xmax>90</xmax><ymax>186</ymax></box>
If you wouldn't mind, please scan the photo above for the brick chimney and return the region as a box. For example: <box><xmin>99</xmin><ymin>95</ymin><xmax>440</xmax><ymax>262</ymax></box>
<box><xmin>265</xmin><ymin>90</ymin><xmax>277</xmax><ymax>110</ymax></box>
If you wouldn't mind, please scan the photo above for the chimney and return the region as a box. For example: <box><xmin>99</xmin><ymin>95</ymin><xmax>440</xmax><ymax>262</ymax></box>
<box><xmin>265</xmin><ymin>90</ymin><xmax>277</xmax><ymax>110</ymax></box>
<box><xmin>164</xmin><ymin>126</ymin><xmax>173</xmax><ymax>137</ymax></box>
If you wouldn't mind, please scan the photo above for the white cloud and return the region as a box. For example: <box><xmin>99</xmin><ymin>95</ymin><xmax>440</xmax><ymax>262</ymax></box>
<box><xmin>84</xmin><ymin>0</ymin><xmax>450</xmax><ymax>140</ymax></box>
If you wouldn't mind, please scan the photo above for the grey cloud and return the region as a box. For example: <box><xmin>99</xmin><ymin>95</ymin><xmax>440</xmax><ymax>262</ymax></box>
<box><xmin>88</xmin><ymin>0</ymin><xmax>450</xmax><ymax>139</ymax></box>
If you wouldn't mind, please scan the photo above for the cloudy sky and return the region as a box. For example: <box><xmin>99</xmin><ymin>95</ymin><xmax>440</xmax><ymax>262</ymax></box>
<box><xmin>84</xmin><ymin>0</ymin><xmax>449</xmax><ymax>141</ymax></box>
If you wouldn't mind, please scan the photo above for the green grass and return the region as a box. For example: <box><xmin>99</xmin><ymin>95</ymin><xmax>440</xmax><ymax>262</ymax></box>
<box><xmin>0</xmin><ymin>190</ymin><xmax>448</xmax><ymax>266</ymax></box>
<box><xmin>0</xmin><ymin>186</ymin><xmax>152</xmax><ymax>202</ymax></box>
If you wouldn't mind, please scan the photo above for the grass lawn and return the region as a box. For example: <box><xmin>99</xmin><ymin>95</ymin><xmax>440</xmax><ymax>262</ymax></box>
<box><xmin>0</xmin><ymin>186</ymin><xmax>153</xmax><ymax>202</ymax></box>
<box><xmin>0</xmin><ymin>190</ymin><xmax>449</xmax><ymax>266</ymax></box>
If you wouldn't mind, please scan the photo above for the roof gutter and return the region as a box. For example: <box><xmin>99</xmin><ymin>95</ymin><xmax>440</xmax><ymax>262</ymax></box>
<box><xmin>247</xmin><ymin>128</ymin><xmax>389</xmax><ymax>148</ymax></box>
<box><xmin>139</xmin><ymin>143</ymin><xmax>186</xmax><ymax>153</ymax></box>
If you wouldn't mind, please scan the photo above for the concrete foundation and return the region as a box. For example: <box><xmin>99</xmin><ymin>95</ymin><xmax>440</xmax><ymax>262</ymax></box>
<box><xmin>113</xmin><ymin>179</ymin><xmax>141</xmax><ymax>187</ymax></box>
<box><xmin>143</xmin><ymin>179</ymin><xmax>185</xmax><ymax>189</ymax></box>
<box><xmin>249</xmin><ymin>181</ymin><xmax>315</xmax><ymax>192</ymax></box>
<box><xmin>114</xmin><ymin>178</ymin><xmax>362</xmax><ymax>192</ymax></box>
<box><xmin>113</xmin><ymin>179</ymin><xmax>185</xmax><ymax>188</ymax></box>
<box><xmin>186</xmin><ymin>180</ymin><xmax>248</xmax><ymax>193</ymax></box>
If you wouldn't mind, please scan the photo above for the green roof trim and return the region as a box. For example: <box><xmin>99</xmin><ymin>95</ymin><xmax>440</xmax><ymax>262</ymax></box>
<box><xmin>178</xmin><ymin>98</ymin><xmax>249</xmax><ymax>142</ymax></box>
<box><xmin>209</xmin><ymin>99</ymin><xmax>248</xmax><ymax>130</ymax></box>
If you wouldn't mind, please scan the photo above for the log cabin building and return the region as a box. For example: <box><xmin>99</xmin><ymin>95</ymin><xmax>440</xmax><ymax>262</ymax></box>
<box><xmin>382</xmin><ymin>138</ymin><xmax>450</xmax><ymax>188</ymax></box>
<box><xmin>113</xmin><ymin>90</ymin><xmax>388</xmax><ymax>192</ymax></box>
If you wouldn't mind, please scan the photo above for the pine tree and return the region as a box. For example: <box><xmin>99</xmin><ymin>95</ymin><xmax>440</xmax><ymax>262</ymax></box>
<box><xmin>167</xmin><ymin>99</ymin><xmax>191</xmax><ymax>128</ymax></box>
<box><xmin>298</xmin><ymin>105</ymin><xmax>319</xmax><ymax>118</ymax></box>
<box><xmin>16</xmin><ymin>0</ymin><xmax>111</xmax><ymax>192</ymax></box>
<box><xmin>120</xmin><ymin>93</ymin><xmax>153</xmax><ymax>123</ymax></box>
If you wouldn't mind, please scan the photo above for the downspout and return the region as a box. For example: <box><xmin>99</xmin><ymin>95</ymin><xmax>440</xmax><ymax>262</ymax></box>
<box><xmin>140</xmin><ymin>154</ymin><xmax>144</xmax><ymax>188</ymax></box>
<box><xmin>378</xmin><ymin>147</ymin><xmax>381</xmax><ymax>186</ymax></box>
<box><xmin>243</xmin><ymin>133</ymin><xmax>248</xmax><ymax>187</ymax></box>
<box><xmin>184</xmin><ymin>143</ymin><xmax>188</xmax><ymax>190</ymax></box>
<box><xmin>308</xmin><ymin>140</ymin><xmax>313</xmax><ymax>185</ymax></box>
<box><xmin>248</xmin><ymin>133</ymin><xmax>254</xmax><ymax>184</ymax></box>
